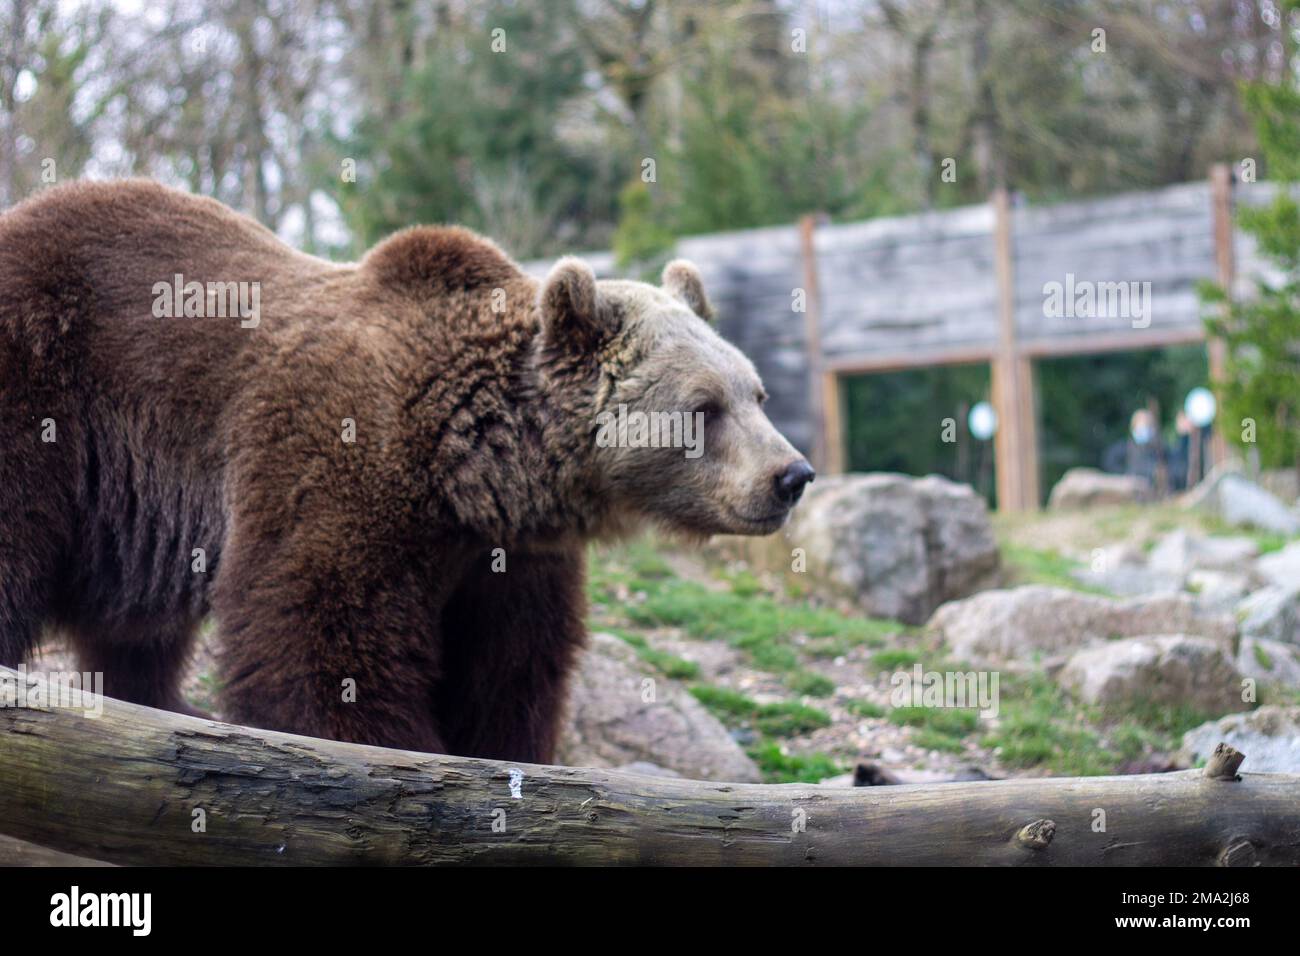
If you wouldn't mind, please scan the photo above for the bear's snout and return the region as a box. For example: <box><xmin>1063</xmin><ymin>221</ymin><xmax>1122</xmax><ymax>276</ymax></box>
<box><xmin>774</xmin><ymin>459</ymin><xmax>815</xmax><ymax>506</ymax></box>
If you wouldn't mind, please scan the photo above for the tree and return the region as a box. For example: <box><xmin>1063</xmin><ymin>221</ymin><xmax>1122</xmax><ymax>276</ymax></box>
<box><xmin>1202</xmin><ymin>0</ymin><xmax>1300</xmax><ymax>479</ymax></box>
<box><xmin>335</xmin><ymin>0</ymin><xmax>615</xmax><ymax>259</ymax></box>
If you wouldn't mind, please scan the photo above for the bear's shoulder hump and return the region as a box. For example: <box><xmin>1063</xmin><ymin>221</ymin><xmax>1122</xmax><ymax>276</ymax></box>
<box><xmin>361</xmin><ymin>226</ymin><xmax>523</xmax><ymax>294</ymax></box>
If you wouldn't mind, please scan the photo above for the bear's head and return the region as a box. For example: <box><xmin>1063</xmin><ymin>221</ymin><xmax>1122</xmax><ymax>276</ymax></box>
<box><xmin>537</xmin><ymin>256</ymin><xmax>814</xmax><ymax>538</ymax></box>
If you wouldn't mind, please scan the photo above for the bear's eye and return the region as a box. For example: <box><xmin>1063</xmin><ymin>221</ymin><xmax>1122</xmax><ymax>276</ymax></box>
<box><xmin>692</xmin><ymin>399</ymin><xmax>723</xmax><ymax>419</ymax></box>
<box><xmin>755</xmin><ymin>389</ymin><xmax>768</xmax><ymax>405</ymax></box>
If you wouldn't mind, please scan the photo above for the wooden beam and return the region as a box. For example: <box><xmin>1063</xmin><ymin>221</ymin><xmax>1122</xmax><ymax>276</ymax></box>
<box><xmin>1208</xmin><ymin>163</ymin><xmax>1234</xmax><ymax>467</ymax></box>
<box><xmin>826</xmin><ymin>344</ymin><xmax>996</xmax><ymax>375</ymax></box>
<box><xmin>1016</xmin><ymin>354</ymin><xmax>1041</xmax><ymax>507</ymax></box>
<box><xmin>990</xmin><ymin>188</ymin><xmax>1039</xmax><ymax>512</ymax></box>
<box><xmin>1020</xmin><ymin>326</ymin><xmax>1207</xmax><ymax>358</ymax></box>
<box><xmin>799</xmin><ymin>214</ymin><xmax>831</xmax><ymax>473</ymax></box>
<box><xmin>824</xmin><ymin>326</ymin><xmax>1207</xmax><ymax>377</ymax></box>
<box><xmin>820</xmin><ymin>370</ymin><xmax>846</xmax><ymax>475</ymax></box>
<box><xmin>2</xmin><ymin>667</ymin><xmax>1300</xmax><ymax>866</ymax></box>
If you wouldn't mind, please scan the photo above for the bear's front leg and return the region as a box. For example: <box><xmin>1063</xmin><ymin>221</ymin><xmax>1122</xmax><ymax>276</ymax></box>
<box><xmin>437</xmin><ymin>546</ymin><xmax>588</xmax><ymax>763</ymax></box>
<box><xmin>213</xmin><ymin>526</ymin><xmax>451</xmax><ymax>754</ymax></box>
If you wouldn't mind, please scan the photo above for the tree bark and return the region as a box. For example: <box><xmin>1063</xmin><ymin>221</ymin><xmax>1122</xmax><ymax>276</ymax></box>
<box><xmin>0</xmin><ymin>834</ymin><xmax>113</xmax><ymax>867</ymax></box>
<box><xmin>2</xmin><ymin>665</ymin><xmax>1298</xmax><ymax>866</ymax></box>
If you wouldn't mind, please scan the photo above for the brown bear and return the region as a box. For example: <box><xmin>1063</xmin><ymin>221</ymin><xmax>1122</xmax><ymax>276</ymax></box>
<box><xmin>0</xmin><ymin>180</ymin><xmax>814</xmax><ymax>762</ymax></box>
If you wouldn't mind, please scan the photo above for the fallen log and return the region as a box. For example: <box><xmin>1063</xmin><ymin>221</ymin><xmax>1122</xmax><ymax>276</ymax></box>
<box><xmin>2</xmin><ymin>665</ymin><xmax>1299</xmax><ymax>865</ymax></box>
<box><xmin>0</xmin><ymin>833</ymin><xmax>113</xmax><ymax>867</ymax></box>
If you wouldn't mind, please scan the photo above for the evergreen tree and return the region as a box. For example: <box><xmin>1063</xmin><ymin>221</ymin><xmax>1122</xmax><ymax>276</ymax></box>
<box><xmin>1201</xmin><ymin>3</ymin><xmax>1300</xmax><ymax>478</ymax></box>
<box><xmin>335</xmin><ymin>0</ymin><xmax>614</xmax><ymax>259</ymax></box>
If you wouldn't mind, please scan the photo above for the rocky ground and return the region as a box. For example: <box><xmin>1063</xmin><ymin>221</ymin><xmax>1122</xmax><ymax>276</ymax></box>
<box><xmin>568</xmin><ymin>464</ymin><xmax>1300</xmax><ymax>784</ymax></box>
<box><xmin>23</xmin><ymin>464</ymin><xmax>1300</xmax><ymax>786</ymax></box>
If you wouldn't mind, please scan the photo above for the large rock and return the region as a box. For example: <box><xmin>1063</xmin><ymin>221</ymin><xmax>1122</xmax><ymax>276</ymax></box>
<box><xmin>558</xmin><ymin>632</ymin><xmax>761</xmax><ymax>782</ymax></box>
<box><xmin>1072</xmin><ymin>546</ymin><xmax>1182</xmax><ymax>597</ymax></box>
<box><xmin>1178</xmin><ymin>706</ymin><xmax>1300</xmax><ymax>773</ymax></box>
<box><xmin>1258</xmin><ymin>468</ymin><xmax>1299</xmax><ymax>505</ymax></box>
<box><xmin>1237</xmin><ymin>636</ymin><xmax>1300</xmax><ymax>690</ymax></box>
<box><xmin>1256</xmin><ymin>542</ymin><xmax>1300</xmax><ymax>589</ymax></box>
<box><xmin>1058</xmin><ymin>635</ymin><xmax>1249</xmax><ymax>714</ymax></box>
<box><xmin>928</xmin><ymin>585</ymin><xmax>1236</xmax><ymax>664</ymax></box>
<box><xmin>1147</xmin><ymin>529</ymin><xmax>1259</xmax><ymax>578</ymax></box>
<box><xmin>1187</xmin><ymin>569</ymin><xmax>1255</xmax><ymax>613</ymax></box>
<box><xmin>1237</xmin><ymin>585</ymin><xmax>1300</xmax><ymax>646</ymax></box>
<box><xmin>720</xmin><ymin>473</ymin><xmax>1000</xmax><ymax>625</ymax></box>
<box><xmin>1047</xmin><ymin>467</ymin><xmax>1151</xmax><ymax>509</ymax></box>
<box><xmin>1193</xmin><ymin>472</ymin><xmax>1300</xmax><ymax>535</ymax></box>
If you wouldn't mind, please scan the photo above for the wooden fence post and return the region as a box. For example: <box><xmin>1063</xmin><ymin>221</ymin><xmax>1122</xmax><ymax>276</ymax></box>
<box><xmin>799</xmin><ymin>214</ymin><xmax>837</xmax><ymax>473</ymax></box>
<box><xmin>1208</xmin><ymin>163</ymin><xmax>1234</xmax><ymax>469</ymax></box>
<box><xmin>991</xmin><ymin>188</ymin><xmax>1040</xmax><ymax>511</ymax></box>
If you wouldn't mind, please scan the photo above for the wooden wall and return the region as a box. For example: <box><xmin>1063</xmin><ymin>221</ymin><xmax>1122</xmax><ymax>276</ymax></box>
<box><xmin>524</xmin><ymin>171</ymin><xmax>1257</xmax><ymax>508</ymax></box>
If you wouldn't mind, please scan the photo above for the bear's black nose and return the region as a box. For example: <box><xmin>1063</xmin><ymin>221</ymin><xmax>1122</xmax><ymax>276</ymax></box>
<box><xmin>775</xmin><ymin>460</ymin><xmax>816</xmax><ymax>505</ymax></box>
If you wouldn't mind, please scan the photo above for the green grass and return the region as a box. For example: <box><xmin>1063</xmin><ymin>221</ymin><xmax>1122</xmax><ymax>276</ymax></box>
<box><xmin>1107</xmin><ymin>721</ymin><xmax>1162</xmax><ymax>763</ymax></box>
<box><xmin>1112</xmin><ymin>700</ymin><xmax>1218</xmax><ymax>739</ymax></box>
<box><xmin>1254</xmin><ymin>534</ymin><xmax>1290</xmax><ymax>556</ymax></box>
<box><xmin>912</xmin><ymin>728</ymin><xmax>969</xmax><ymax>753</ymax></box>
<box><xmin>588</xmin><ymin>534</ymin><xmax>1232</xmax><ymax>783</ymax></box>
<box><xmin>979</xmin><ymin>671</ymin><xmax>1211</xmax><ymax>776</ymax></box>
<box><xmin>1200</xmin><ymin>515</ymin><xmax>1291</xmax><ymax>555</ymax></box>
<box><xmin>980</xmin><ymin>672</ymin><xmax>1115</xmax><ymax>776</ymax></box>
<box><xmin>748</xmin><ymin>742</ymin><xmax>843</xmax><ymax>783</ymax></box>
<box><xmin>590</xmin><ymin>539</ymin><xmax>906</xmax><ymax>677</ymax></box>
<box><xmin>888</xmin><ymin>705</ymin><xmax>980</xmax><ymax>736</ymax></box>
<box><xmin>999</xmin><ymin>544</ymin><xmax>1109</xmax><ymax>594</ymax></box>
<box><xmin>803</xmin><ymin>632</ymin><xmax>889</xmax><ymax>659</ymax></box>
<box><xmin>871</xmin><ymin>648</ymin><xmax>922</xmax><ymax>670</ymax></box>
<box><xmin>783</xmin><ymin>669</ymin><xmax>835</xmax><ymax>697</ymax></box>
<box><xmin>715</xmin><ymin>566</ymin><xmax>764</xmax><ymax>597</ymax></box>
<box><xmin>689</xmin><ymin>685</ymin><xmax>831</xmax><ymax>737</ymax></box>
<box><xmin>886</xmin><ymin>704</ymin><xmax>981</xmax><ymax>754</ymax></box>
<box><xmin>846</xmin><ymin>698</ymin><xmax>886</xmax><ymax>719</ymax></box>
<box><xmin>611</xmin><ymin>630</ymin><xmax>700</xmax><ymax>680</ymax></box>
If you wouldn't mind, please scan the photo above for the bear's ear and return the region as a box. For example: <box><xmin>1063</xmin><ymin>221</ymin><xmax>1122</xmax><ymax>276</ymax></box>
<box><xmin>662</xmin><ymin>259</ymin><xmax>714</xmax><ymax>322</ymax></box>
<box><xmin>540</xmin><ymin>256</ymin><xmax>604</xmax><ymax>348</ymax></box>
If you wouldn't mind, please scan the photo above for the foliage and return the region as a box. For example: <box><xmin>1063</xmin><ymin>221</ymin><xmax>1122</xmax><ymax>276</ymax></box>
<box><xmin>611</xmin><ymin>180</ymin><xmax>675</xmax><ymax>271</ymax></box>
<box><xmin>336</xmin><ymin>0</ymin><xmax>616</xmax><ymax>258</ymax></box>
<box><xmin>1200</xmin><ymin>1</ymin><xmax>1300</xmax><ymax>474</ymax></box>
<box><xmin>4</xmin><ymin>0</ymin><xmax>1267</xmax><ymax>261</ymax></box>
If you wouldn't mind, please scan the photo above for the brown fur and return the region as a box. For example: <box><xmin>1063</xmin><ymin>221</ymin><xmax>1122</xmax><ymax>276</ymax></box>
<box><xmin>0</xmin><ymin>179</ymin><xmax>808</xmax><ymax>761</ymax></box>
